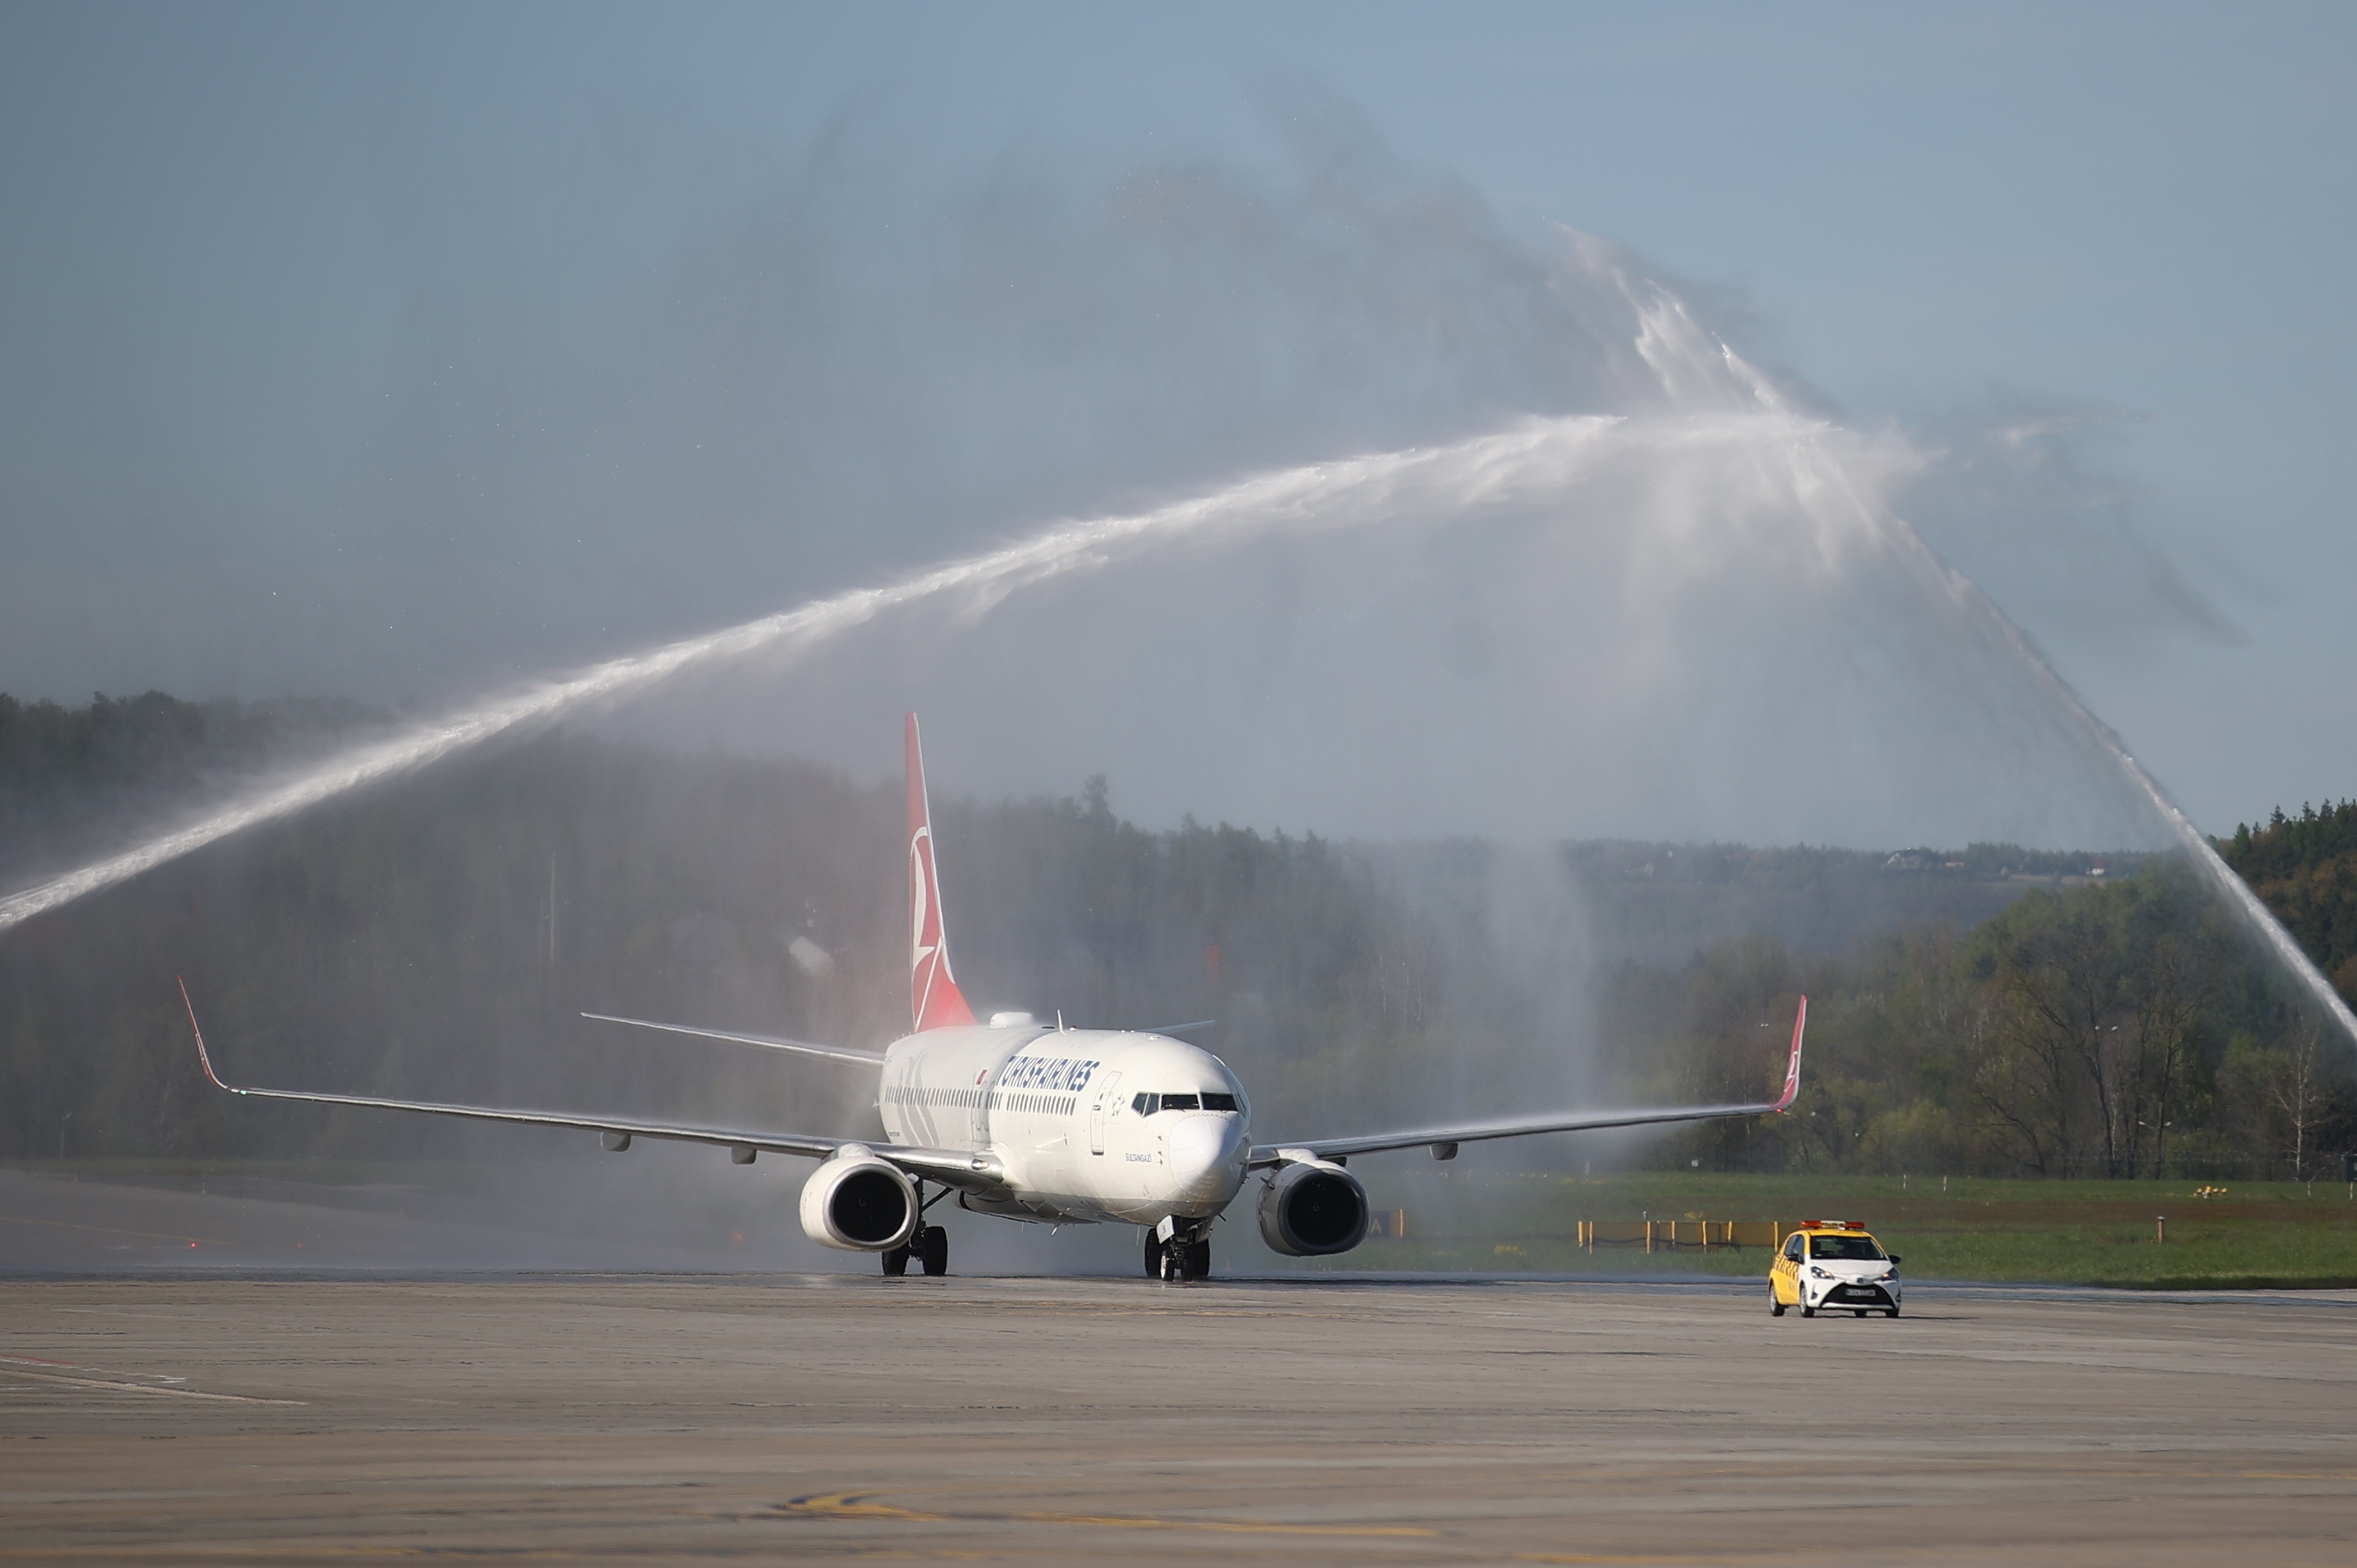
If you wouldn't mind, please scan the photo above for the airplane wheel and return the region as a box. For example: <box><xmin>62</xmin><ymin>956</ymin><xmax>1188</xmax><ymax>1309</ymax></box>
<box><xmin>920</xmin><ymin>1225</ymin><xmax>949</xmax><ymax>1277</ymax></box>
<box><xmin>1142</xmin><ymin>1233</ymin><xmax>1164</xmax><ymax>1280</ymax></box>
<box><xmin>1183</xmin><ymin>1239</ymin><xmax>1211</xmax><ymax>1281</ymax></box>
<box><xmin>882</xmin><ymin>1245</ymin><xmax>910</xmax><ymax>1277</ymax></box>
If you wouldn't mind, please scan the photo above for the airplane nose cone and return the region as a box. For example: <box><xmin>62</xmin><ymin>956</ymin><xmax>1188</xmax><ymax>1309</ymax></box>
<box><xmin>1167</xmin><ymin>1115</ymin><xmax>1243</xmax><ymax>1201</ymax></box>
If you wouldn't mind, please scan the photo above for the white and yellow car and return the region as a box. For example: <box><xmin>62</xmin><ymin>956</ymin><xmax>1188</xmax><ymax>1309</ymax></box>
<box><xmin>1770</xmin><ymin>1221</ymin><xmax>1902</xmax><ymax>1318</ymax></box>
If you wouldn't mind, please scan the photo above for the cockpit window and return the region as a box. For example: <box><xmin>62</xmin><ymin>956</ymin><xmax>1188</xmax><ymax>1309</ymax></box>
<box><xmin>1136</xmin><ymin>1091</ymin><xmax>1237</xmax><ymax>1113</ymax></box>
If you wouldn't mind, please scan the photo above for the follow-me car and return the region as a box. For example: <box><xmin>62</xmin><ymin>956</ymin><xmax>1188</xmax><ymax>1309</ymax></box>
<box><xmin>1770</xmin><ymin>1221</ymin><xmax>1902</xmax><ymax>1318</ymax></box>
<box><xmin>181</xmin><ymin>715</ymin><xmax>1807</xmax><ymax>1281</ymax></box>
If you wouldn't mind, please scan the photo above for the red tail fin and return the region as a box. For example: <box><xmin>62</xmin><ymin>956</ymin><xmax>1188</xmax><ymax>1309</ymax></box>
<box><xmin>1772</xmin><ymin>995</ymin><xmax>1807</xmax><ymax>1112</ymax></box>
<box><xmin>906</xmin><ymin>714</ymin><xmax>977</xmax><ymax>1033</ymax></box>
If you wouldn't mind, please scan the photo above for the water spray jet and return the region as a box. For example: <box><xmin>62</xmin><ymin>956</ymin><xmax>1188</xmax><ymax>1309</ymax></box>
<box><xmin>0</xmin><ymin>412</ymin><xmax>1620</xmax><ymax>934</ymax></box>
<box><xmin>1901</xmin><ymin>540</ymin><xmax>2357</xmax><ymax>1047</ymax></box>
<box><xmin>4</xmin><ymin>400</ymin><xmax>2347</xmax><ymax>1059</ymax></box>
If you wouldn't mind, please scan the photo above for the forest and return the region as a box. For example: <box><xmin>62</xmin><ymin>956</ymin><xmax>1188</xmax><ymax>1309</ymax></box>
<box><xmin>1</xmin><ymin>692</ymin><xmax>2350</xmax><ymax>1176</ymax></box>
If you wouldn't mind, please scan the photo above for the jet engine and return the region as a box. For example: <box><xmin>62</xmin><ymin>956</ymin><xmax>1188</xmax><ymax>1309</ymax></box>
<box><xmin>799</xmin><ymin>1147</ymin><xmax>918</xmax><ymax>1252</ymax></box>
<box><xmin>1256</xmin><ymin>1159</ymin><xmax>1369</xmax><ymax>1257</ymax></box>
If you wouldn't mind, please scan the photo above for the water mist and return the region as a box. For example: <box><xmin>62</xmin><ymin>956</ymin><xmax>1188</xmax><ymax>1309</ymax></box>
<box><xmin>3</xmin><ymin>257</ymin><xmax>2344</xmax><ymax>1055</ymax></box>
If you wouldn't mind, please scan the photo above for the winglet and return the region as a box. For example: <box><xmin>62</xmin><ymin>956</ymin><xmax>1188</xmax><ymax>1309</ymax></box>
<box><xmin>906</xmin><ymin>714</ymin><xmax>977</xmax><ymax>1033</ymax></box>
<box><xmin>177</xmin><ymin>976</ymin><xmax>234</xmax><ymax>1093</ymax></box>
<box><xmin>1771</xmin><ymin>995</ymin><xmax>1806</xmax><ymax>1113</ymax></box>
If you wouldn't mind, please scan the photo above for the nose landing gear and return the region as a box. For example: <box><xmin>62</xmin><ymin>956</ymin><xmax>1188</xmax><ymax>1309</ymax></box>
<box><xmin>1144</xmin><ymin>1229</ymin><xmax>1211</xmax><ymax>1282</ymax></box>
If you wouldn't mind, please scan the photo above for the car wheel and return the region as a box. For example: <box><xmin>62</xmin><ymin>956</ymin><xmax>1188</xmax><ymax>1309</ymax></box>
<box><xmin>1770</xmin><ymin>1286</ymin><xmax>1785</xmax><ymax>1317</ymax></box>
<box><xmin>1800</xmin><ymin>1299</ymin><xmax>1816</xmax><ymax>1318</ymax></box>
<box><xmin>1885</xmin><ymin>1307</ymin><xmax>1900</xmax><ymax>1319</ymax></box>
<box><xmin>1853</xmin><ymin>1309</ymin><xmax>1868</xmax><ymax>1318</ymax></box>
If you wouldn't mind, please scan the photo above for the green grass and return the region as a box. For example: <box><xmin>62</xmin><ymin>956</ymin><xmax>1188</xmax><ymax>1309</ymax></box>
<box><xmin>1317</xmin><ymin>1171</ymin><xmax>2357</xmax><ymax>1288</ymax></box>
<box><xmin>19</xmin><ymin>1159</ymin><xmax>2357</xmax><ymax>1288</ymax></box>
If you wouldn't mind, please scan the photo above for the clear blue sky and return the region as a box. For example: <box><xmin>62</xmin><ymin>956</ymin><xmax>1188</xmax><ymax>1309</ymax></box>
<box><xmin>2</xmin><ymin>2</ymin><xmax>2350</xmax><ymax>837</ymax></box>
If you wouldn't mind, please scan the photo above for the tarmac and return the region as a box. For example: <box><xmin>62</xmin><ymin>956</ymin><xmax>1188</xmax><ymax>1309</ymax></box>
<box><xmin>6</xmin><ymin>1263</ymin><xmax>2356</xmax><ymax>1564</ymax></box>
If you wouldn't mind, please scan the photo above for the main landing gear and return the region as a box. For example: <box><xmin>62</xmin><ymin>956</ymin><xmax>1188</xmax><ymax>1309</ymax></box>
<box><xmin>882</xmin><ymin>1179</ymin><xmax>951</xmax><ymax>1276</ymax></box>
<box><xmin>883</xmin><ymin>1226</ymin><xmax>949</xmax><ymax>1276</ymax></box>
<box><xmin>1144</xmin><ymin>1229</ymin><xmax>1211</xmax><ymax>1282</ymax></box>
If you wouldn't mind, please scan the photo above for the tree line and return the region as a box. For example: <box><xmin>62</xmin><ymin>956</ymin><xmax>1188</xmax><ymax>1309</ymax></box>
<box><xmin>0</xmin><ymin>694</ymin><xmax>2347</xmax><ymax>1175</ymax></box>
<box><xmin>1608</xmin><ymin>851</ymin><xmax>2351</xmax><ymax>1180</ymax></box>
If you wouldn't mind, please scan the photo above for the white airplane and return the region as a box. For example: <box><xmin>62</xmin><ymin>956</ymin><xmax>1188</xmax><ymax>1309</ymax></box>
<box><xmin>180</xmin><ymin>715</ymin><xmax>1806</xmax><ymax>1280</ymax></box>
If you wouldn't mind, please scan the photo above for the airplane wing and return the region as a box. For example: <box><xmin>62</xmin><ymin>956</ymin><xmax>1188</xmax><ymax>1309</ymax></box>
<box><xmin>177</xmin><ymin>981</ymin><xmax>1002</xmax><ymax>1190</ymax></box>
<box><xmin>579</xmin><ymin>1011</ymin><xmax>888</xmax><ymax>1066</ymax></box>
<box><xmin>1249</xmin><ymin>996</ymin><xmax>1806</xmax><ymax>1168</ymax></box>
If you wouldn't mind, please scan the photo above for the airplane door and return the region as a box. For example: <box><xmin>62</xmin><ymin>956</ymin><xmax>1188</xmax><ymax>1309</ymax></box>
<box><xmin>1088</xmin><ymin>1072</ymin><xmax>1121</xmax><ymax>1156</ymax></box>
<box><xmin>968</xmin><ymin>1053</ymin><xmax>1002</xmax><ymax>1147</ymax></box>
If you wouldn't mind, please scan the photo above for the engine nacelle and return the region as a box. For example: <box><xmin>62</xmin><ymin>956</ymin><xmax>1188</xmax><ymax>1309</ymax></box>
<box><xmin>1256</xmin><ymin>1159</ymin><xmax>1369</xmax><ymax>1257</ymax></box>
<box><xmin>798</xmin><ymin>1147</ymin><xmax>918</xmax><ymax>1252</ymax></box>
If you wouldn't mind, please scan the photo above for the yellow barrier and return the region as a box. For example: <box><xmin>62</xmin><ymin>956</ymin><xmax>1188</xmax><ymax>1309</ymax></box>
<box><xmin>1576</xmin><ymin>1220</ymin><xmax>1802</xmax><ymax>1253</ymax></box>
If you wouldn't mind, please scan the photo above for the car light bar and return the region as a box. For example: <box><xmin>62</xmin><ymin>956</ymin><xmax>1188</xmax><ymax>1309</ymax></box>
<box><xmin>1800</xmin><ymin>1220</ymin><xmax>1866</xmax><ymax>1230</ymax></box>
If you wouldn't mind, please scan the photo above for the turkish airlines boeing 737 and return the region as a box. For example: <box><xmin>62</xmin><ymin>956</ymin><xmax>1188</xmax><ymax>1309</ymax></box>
<box><xmin>179</xmin><ymin>715</ymin><xmax>1806</xmax><ymax>1280</ymax></box>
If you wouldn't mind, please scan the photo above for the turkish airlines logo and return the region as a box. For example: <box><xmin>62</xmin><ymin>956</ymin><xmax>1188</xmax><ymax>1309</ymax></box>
<box><xmin>911</xmin><ymin>824</ymin><xmax>943</xmax><ymax>1023</ymax></box>
<box><xmin>1778</xmin><ymin>999</ymin><xmax>1806</xmax><ymax>1106</ymax></box>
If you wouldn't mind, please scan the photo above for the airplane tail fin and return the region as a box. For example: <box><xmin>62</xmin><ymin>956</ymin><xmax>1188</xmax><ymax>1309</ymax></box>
<box><xmin>1771</xmin><ymin>996</ymin><xmax>1807</xmax><ymax>1112</ymax></box>
<box><xmin>906</xmin><ymin>714</ymin><xmax>977</xmax><ymax>1033</ymax></box>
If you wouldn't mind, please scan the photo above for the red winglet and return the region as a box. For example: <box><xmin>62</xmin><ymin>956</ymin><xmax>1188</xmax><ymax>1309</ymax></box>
<box><xmin>177</xmin><ymin>976</ymin><xmax>232</xmax><ymax>1092</ymax></box>
<box><xmin>1772</xmin><ymin>995</ymin><xmax>1807</xmax><ymax>1112</ymax></box>
<box><xmin>905</xmin><ymin>715</ymin><xmax>977</xmax><ymax>1033</ymax></box>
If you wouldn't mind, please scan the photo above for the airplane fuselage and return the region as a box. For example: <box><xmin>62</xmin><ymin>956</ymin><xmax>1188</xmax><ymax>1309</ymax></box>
<box><xmin>879</xmin><ymin>1017</ymin><xmax>1251</xmax><ymax>1227</ymax></box>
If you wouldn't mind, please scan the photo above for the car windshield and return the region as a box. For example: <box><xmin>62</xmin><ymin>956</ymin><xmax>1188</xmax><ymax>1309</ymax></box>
<box><xmin>1808</xmin><ymin>1235</ymin><xmax>1886</xmax><ymax>1261</ymax></box>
